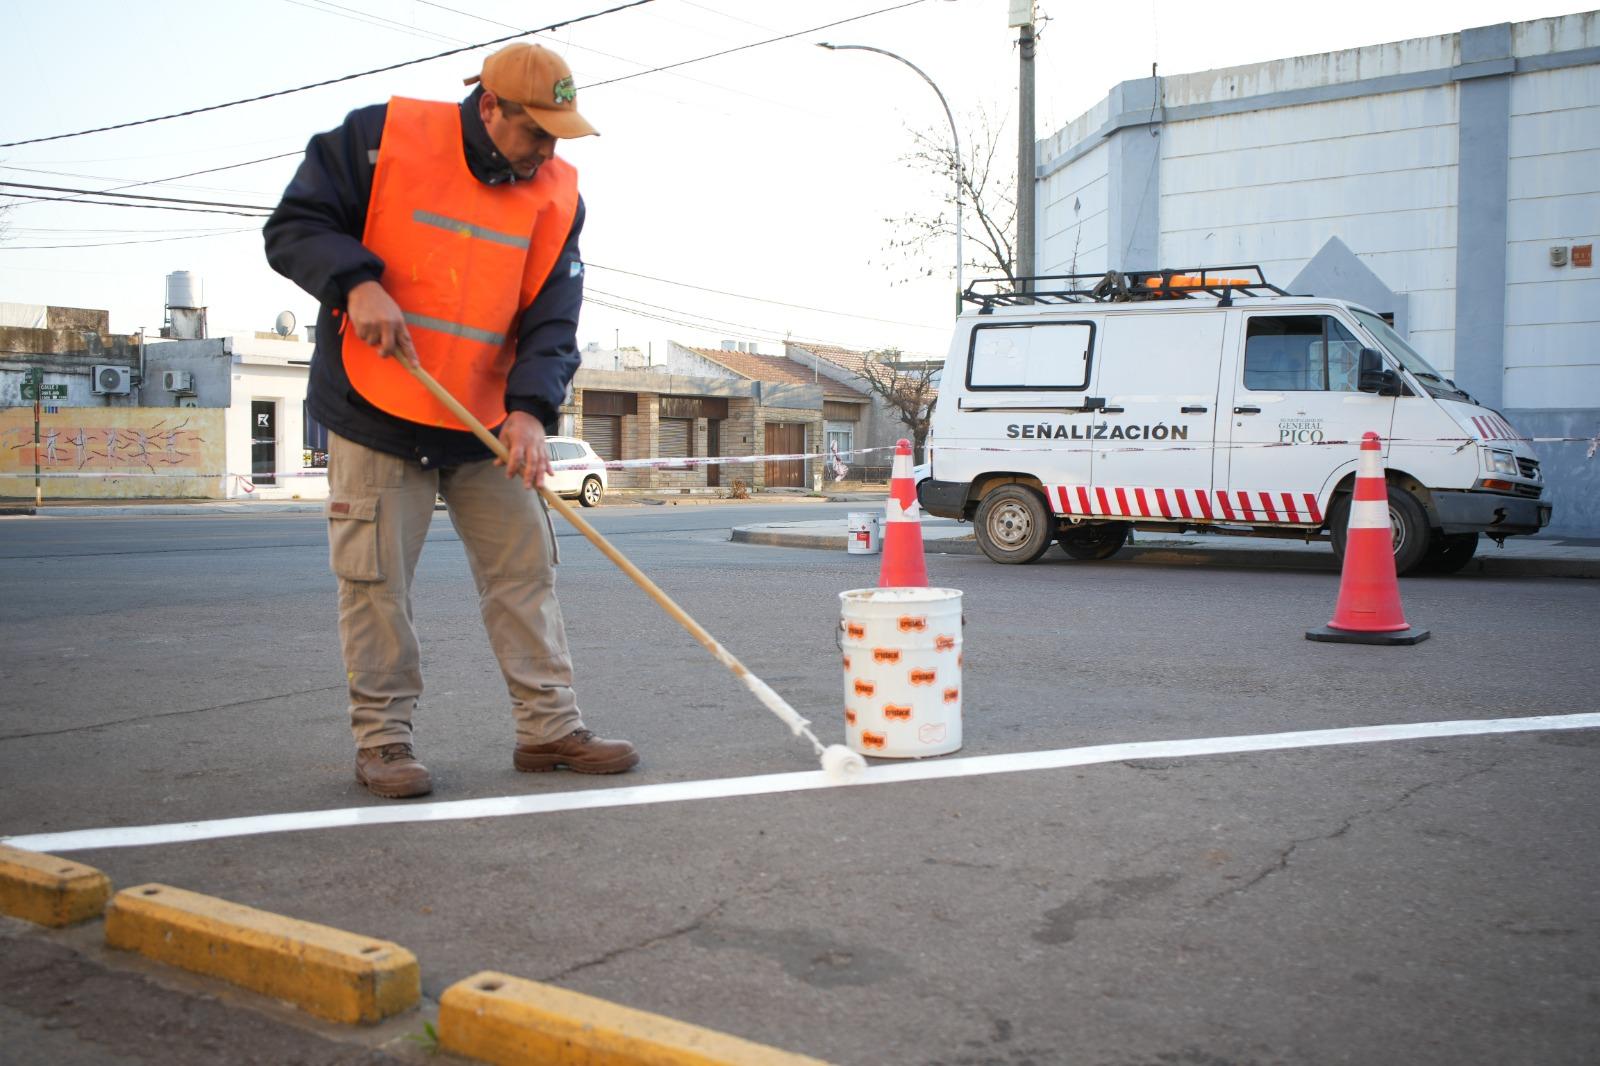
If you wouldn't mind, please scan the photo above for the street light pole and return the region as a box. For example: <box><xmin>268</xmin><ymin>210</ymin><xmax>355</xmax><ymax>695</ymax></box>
<box><xmin>818</xmin><ymin>42</ymin><xmax>964</xmax><ymax>314</ymax></box>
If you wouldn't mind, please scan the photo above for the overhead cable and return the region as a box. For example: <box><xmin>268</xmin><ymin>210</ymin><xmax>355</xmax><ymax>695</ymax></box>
<box><xmin>0</xmin><ymin>153</ymin><xmax>301</xmax><ymax>212</ymax></box>
<box><xmin>2</xmin><ymin>228</ymin><xmax>260</xmax><ymax>251</ymax></box>
<box><xmin>0</xmin><ymin>181</ymin><xmax>272</xmax><ymax>212</ymax></box>
<box><xmin>0</xmin><ymin>192</ymin><xmax>270</xmax><ymax>218</ymax></box>
<box><xmin>0</xmin><ymin>0</ymin><xmax>657</xmax><ymax>149</ymax></box>
<box><xmin>586</xmin><ymin>262</ymin><xmax>940</xmax><ymax>329</ymax></box>
<box><xmin>588</xmin><ymin>0</ymin><xmax>926</xmax><ymax>87</ymax></box>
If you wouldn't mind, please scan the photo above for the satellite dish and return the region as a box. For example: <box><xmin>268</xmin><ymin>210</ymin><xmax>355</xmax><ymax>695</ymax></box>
<box><xmin>274</xmin><ymin>310</ymin><xmax>297</xmax><ymax>337</ymax></box>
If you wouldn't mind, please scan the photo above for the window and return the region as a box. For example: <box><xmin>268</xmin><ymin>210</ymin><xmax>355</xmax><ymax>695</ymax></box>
<box><xmin>826</xmin><ymin>423</ymin><xmax>854</xmax><ymax>457</ymax></box>
<box><xmin>1244</xmin><ymin>316</ymin><xmax>1364</xmax><ymax>393</ymax></box>
<box><xmin>967</xmin><ymin>322</ymin><xmax>1093</xmax><ymax>390</ymax></box>
<box><xmin>303</xmin><ymin>401</ymin><xmax>329</xmax><ymax>468</ymax></box>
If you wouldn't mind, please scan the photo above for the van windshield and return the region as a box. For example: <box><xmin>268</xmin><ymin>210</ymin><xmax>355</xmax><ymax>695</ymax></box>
<box><xmin>1352</xmin><ymin>309</ymin><xmax>1475</xmax><ymax>403</ymax></box>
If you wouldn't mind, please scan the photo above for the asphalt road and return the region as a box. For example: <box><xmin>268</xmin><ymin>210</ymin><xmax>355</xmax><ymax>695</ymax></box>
<box><xmin>2</xmin><ymin>503</ymin><xmax>1597</xmax><ymax>1065</ymax></box>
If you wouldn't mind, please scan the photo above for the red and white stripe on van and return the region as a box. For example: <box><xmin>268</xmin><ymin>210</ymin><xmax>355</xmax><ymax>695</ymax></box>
<box><xmin>1471</xmin><ymin>412</ymin><xmax>1521</xmax><ymax>441</ymax></box>
<box><xmin>1047</xmin><ymin>484</ymin><xmax>1324</xmax><ymax>526</ymax></box>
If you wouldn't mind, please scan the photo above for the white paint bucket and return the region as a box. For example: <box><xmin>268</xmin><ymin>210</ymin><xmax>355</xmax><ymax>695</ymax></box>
<box><xmin>839</xmin><ymin>587</ymin><xmax>962</xmax><ymax>758</ymax></box>
<box><xmin>846</xmin><ymin>512</ymin><xmax>881</xmax><ymax>554</ymax></box>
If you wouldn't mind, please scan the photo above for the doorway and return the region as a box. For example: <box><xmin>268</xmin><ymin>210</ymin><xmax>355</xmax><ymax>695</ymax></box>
<box><xmin>763</xmin><ymin>422</ymin><xmax>805</xmax><ymax>487</ymax></box>
<box><xmin>706</xmin><ymin>419</ymin><xmax>722</xmax><ymax>488</ymax></box>
<box><xmin>251</xmin><ymin>400</ymin><xmax>277</xmax><ymax>485</ymax></box>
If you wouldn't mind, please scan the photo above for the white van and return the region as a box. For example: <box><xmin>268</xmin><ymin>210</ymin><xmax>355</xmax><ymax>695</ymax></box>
<box><xmin>917</xmin><ymin>269</ymin><xmax>1551</xmax><ymax>575</ymax></box>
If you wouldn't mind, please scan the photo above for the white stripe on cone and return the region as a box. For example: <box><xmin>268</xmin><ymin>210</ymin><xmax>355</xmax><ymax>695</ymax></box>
<box><xmin>1349</xmin><ymin>499</ymin><xmax>1390</xmax><ymax>529</ymax></box>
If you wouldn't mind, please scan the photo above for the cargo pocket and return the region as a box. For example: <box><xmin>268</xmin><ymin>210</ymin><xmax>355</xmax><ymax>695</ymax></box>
<box><xmin>326</xmin><ymin>496</ymin><xmax>383</xmax><ymax>581</ymax></box>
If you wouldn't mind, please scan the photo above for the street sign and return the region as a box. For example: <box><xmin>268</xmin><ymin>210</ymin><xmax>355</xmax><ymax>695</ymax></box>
<box><xmin>21</xmin><ymin>383</ymin><xmax>68</xmax><ymax>400</ymax></box>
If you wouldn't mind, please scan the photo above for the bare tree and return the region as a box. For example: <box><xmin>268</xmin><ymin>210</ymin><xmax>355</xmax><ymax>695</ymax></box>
<box><xmin>882</xmin><ymin>106</ymin><xmax>1017</xmax><ymax>287</ymax></box>
<box><xmin>857</xmin><ymin>348</ymin><xmax>940</xmax><ymax>456</ymax></box>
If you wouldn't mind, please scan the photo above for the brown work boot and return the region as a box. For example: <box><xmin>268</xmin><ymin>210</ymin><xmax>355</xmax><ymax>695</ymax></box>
<box><xmin>514</xmin><ymin>728</ymin><xmax>639</xmax><ymax>774</ymax></box>
<box><xmin>354</xmin><ymin>742</ymin><xmax>433</xmax><ymax>798</ymax></box>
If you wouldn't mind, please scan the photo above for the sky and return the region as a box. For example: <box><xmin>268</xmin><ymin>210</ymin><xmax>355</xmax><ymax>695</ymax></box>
<box><xmin>0</xmin><ymin>0</ymin><xmax>1585</xmax><ymax>360</ymax></box>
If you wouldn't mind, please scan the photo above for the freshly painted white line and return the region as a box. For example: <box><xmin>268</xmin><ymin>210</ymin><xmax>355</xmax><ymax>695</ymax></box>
<box><xmin>6</xmin><ymin>713</ymin><xmax>1597</xmax><ymax>854</ymax></box>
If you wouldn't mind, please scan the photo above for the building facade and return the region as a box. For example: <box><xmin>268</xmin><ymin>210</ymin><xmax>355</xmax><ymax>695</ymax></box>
<box><xmin>0</xmin><ymin>305</ymin><xmax>322</xmax><ymax>501</ymax></box>
<box><xmin>554</xmin><ymin>343</ymin><xmax>868</xmax><ymax>493</ymax></box>
<box><xmin>1033</xmin><ymin>12</ymin><xmax>1599</xmax><ymax>534</ymax></box>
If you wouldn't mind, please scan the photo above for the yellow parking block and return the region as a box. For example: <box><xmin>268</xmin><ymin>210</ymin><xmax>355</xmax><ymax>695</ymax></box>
<box><xmin>104</xmin><ymin>883</ymin><xmax>419</xmax><ymax>1024</ymax></box>
<box><xmin>0</xmin><ymin>845</ymin><xmax>112</xmax><ymax>927</ymax></box>
<box><xmin>439</xmin><ymin>971</ymin><xmax>832</xmax><ymax>1066</ymax></box>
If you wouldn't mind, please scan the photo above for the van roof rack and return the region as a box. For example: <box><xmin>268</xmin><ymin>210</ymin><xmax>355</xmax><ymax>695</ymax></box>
<box><xmin>963</xmin><ymin>267</ymin><xmax>1290</xmax><ymax>311</ymax></box>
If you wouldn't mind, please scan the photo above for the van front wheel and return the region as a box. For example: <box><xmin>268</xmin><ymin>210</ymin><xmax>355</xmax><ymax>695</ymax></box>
<box><xmin>974</xmin><ymin>485</ymin><xmax>1054</xmax><ymax>564</ymax></box>
<box><xmin>1329</xmin><ymin>485</ymin><xmax>1432</xmax><ymax>576</ymax></box>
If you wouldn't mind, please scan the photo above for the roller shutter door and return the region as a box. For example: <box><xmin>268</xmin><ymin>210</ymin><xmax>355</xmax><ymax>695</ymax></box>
<box><xmin>584</xmin><ymin>416</ymin><xmax>620</xmax><ymax>462</ymax></box>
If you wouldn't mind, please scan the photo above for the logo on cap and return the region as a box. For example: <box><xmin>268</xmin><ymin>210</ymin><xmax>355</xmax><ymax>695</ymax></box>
<box><xmin>553</xmin><ymin>76</ymin><xmax>577</xmax><ymax>104</ymax></box>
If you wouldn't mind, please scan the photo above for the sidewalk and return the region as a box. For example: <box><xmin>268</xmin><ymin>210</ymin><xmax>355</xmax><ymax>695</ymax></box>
<box><xmin>731</xmin><ymin>517</ymin><xmax>1600</xmax><ymax>579</ymax></box>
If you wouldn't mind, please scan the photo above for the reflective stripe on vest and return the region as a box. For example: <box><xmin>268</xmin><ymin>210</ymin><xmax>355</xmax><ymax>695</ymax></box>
<box><xmin>342</xmin><ymin>96</ymin><xmax>579</xmax><ymax>431</ymax></box>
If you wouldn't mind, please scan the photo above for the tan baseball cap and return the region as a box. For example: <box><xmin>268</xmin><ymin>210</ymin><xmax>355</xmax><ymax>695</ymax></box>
<box><xmin>465</xmin><ymin>42</ymin><xmax>598</xmax><ymax>138</ymax></box>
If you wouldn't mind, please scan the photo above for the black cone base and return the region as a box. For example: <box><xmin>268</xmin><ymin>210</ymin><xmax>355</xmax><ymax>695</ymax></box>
<box><xmin>1306</xmin><ymin>624</ymin><xmax>1431</xmax><ymax>645</ymax></box>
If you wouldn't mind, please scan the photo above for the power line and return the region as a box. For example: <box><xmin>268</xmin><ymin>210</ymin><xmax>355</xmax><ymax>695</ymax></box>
<box><xmin>588</xmin><ymin>0</ymin><xmax>927</xmax><ymax>87</ymax></box>
<box><xmin>411</xmin><ymin>0</ymin><xmax>823</xmax><ymax>117</ymax></box>
<box><xmin>0</xmin><ymin>192</ymin><xmax>270</xmax><ymax>218</ymax></box>
<box><xmin>585</xmin><ymin>286</ymin><xmax>787</xmax><ymax>336</ymax></box>
<box><xmin>0</xmin><ymin>0</ymin><xmax>658</xmax><ymax>149</ymax></box>
<box><xmin>586</xmin><ymin>286</ymin><xmax>932</xmax><ymax>354</ymax></box>
<box><xmin>0</xmin><ymin>181</ymin><xmax>272</xmax><ymax>212</ymax></box>
<box><xmin>0</xmin><ymin>153</ymin><xmax>300</xmax><ymax>211</ymax></box>
<box><xmin>281</xmin><ymin>0</ymin><xmax>469</xmax><ymax>47</ymax></box>
<box><xmin>585</xmin><ymin>262</ymin><xmax>941</xmax><ymax>329</ymax></box>
<box><xmin>1</xmin><ymin>228</ymin><xmax>259</xmax><ymax>251</ymax></box>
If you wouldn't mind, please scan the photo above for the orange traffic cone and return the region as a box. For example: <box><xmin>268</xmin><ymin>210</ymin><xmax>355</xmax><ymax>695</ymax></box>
<box><xmin>1307</xmin><ymin>431</ymin><xmax>1429</xmax><ymax>645</ymax></box>
<box><xmin>878</xmin><ymin>439</ymin><xmax>929</xmax><ymax>588</ymax></box>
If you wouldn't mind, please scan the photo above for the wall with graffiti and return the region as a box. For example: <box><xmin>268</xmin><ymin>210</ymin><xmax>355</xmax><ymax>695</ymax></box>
<box><xmin>0</xmin><ymin>407</ymin><xmax>226</xmax><ymax>499</ymax></box>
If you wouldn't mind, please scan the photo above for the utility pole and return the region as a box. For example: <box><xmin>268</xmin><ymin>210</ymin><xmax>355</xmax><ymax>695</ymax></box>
<box><xmin>26</xmin><ymin>366</ymin><xmax>43</xmax><ymax>507</ymax></box>
<box><xmin>1010</xmin><ymin>1</ymin><xmax>1037</xmax><ymax>295</ymax></box>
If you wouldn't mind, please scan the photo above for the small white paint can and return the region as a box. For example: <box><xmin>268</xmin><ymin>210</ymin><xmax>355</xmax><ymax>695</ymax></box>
<box><xmin>838</xmin><ymin>587</ymin><xmax>963</xmax><ymax>758</ymax></box>
<box><xmin>845</xmin><ymin>512</ymin><xmax>881</xmax><ymax>554</ymax></box>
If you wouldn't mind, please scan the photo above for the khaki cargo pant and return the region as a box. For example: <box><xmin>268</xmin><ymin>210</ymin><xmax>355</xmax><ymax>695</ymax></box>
<box><xmin>325</xmin><ymin>431</ymin><xmax>582</xmax><ymax>749</ymax></box>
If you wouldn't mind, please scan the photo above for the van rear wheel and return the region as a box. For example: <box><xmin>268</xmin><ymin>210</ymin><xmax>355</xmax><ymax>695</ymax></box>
<box><xmin>974</xmin><ymin>485</ymin><xmax>1054</xmax><ymax>564</ymax></box>
<box><xmin>1057</xmin><ymin>522</ymin><xmax>1129</xmax><ymax>560</ymax></box>
<box><xmin>1329</xmin><ymin>485</ymin><xmax>1432</xmax><ymax>576</ymax></box>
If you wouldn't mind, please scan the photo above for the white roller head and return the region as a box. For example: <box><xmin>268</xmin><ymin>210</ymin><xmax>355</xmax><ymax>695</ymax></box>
<box><xmin>820</xmin><ymin>744</ymin><xmax>867</xmax><ymax>785</ymax></box>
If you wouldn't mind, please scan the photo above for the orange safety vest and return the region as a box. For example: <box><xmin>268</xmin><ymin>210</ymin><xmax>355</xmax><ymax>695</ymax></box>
<box><xmin>343</xmin><ymin>97</ymin><xmax>579</xmax><ymax>431</ymax></box>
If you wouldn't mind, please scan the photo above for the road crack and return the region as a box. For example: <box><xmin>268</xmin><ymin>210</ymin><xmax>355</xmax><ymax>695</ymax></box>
<box><xmin>1204</xmin><ymin>759</ymin><xmax>1503</xmax><ymax>907</ymax></box>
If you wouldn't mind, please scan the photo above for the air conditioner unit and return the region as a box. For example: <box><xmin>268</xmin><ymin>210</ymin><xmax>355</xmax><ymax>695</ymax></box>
<box><xmin>162</xmin><ymin>369</ymin><xmax>196</xmax><ymax>394</ymax></box>
<box><xmin>92</xmin><ymin>365</ymin><xmax>132</xmax><ymax>395</ymax></box>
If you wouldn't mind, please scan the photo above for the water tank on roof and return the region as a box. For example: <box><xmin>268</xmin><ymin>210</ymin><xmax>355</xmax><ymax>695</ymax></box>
<box><xmin>166</xmin><ymin>271</ymin><xmax>203</xmax><ymax>310</ymax></box>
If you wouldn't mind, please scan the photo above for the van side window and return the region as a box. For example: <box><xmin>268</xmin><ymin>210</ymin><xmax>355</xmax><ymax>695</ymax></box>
<box><xmin>967</xmin><ymin>322</ymin><xmax>1093</xmax><ymax>391</ymax></box>
<box><xmin>1244</xmin><ymin>316</ymin><xmax>1364</xmax><ymax>393</ymax></box>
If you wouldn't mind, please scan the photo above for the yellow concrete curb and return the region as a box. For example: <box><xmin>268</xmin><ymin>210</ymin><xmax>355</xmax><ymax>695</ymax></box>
<box><xmin>439</xmin><ymin>970</ymin><xmax>832</xmax><ymax>1065</ymax></box>
<box><xmin>104</xmin><ymin>883</ymin><xmax>420</xmax><ymax>1024</ymax></box>
<box><xmin>0</xmin><ymin>845</ymin><xmax>112</xmax><ymax>927</ymax></box>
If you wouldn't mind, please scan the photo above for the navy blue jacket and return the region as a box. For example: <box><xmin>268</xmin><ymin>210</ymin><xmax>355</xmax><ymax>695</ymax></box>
<box><xmin>264</xmin><ymin>89</ymin><xmax>584</xmax><ymax>467</ymax></box>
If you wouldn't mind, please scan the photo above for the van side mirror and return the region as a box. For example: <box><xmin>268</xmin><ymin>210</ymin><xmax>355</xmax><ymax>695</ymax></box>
<box><xmin>1357</xmin><ymin>348</ymin><xmax>1400</xmax><ymax>395</ymax></box>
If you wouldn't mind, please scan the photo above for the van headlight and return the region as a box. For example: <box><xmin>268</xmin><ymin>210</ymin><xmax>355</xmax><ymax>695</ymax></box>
<box><xmin>1484</xmin><ymin>448</ymin><xmax>1518</xmax><ymax>475</ymax></box>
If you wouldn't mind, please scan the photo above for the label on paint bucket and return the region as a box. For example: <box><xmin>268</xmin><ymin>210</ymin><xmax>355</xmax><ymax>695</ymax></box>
<box><xmin>838</xmin><ymin>587</ymin><xmax>962</xmax><ymax>758</ymax></box>
<box><xmin>846</xmin><ymin>512</ymin><xmax>881</xmax><ymax>555</ymax></box>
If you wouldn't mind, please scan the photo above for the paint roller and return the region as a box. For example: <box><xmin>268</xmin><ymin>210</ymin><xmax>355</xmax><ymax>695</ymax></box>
<box><xmin>401</xmin><ymin>360</ymin><xmax>867</xmax><ymax>785</ymax></box>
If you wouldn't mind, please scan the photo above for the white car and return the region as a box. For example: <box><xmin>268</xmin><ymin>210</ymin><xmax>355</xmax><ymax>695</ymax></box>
<box><xmin>545</xmin><ymin>436</ymin><xmax>607</xmax><ymax>507</ymax></box>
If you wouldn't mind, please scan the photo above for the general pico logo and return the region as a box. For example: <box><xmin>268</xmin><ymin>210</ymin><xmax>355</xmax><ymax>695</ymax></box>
<box><xmin>1279</xmin><ymin>417</ymin><xmax>1325</xmax><ymax>443</ymax></box>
